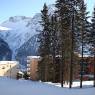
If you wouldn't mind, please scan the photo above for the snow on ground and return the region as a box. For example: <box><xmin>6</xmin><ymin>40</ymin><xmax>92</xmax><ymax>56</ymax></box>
<box><xmin>0</xmin><ymin>77</ymin><xmax>95</xmax><ymax>95</ymax></box>
<box><xmin>46</xmin><ymin>81</ymin><xmax>94</xmax><ymax>88</ymax></box>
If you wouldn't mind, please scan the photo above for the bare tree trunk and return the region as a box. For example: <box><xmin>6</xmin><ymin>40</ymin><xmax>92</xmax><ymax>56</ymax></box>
<box><xmin>60</xmin><ymin>50</ymin><xmax>64</xmax><ymax>87</ymax></box>
<box><xmin>51</xmin><ymin>15</ymin><xmax>56</xmax><ymax>83</ymax></box>
<box><xmin>45</xmin><ymin>55</ymin><xmax>48</xmax><ymax>82</ymax></box>
<box><xmin>60</xmin><ymin>17</ymin><xmax>65</xmax><ymax>87</ymax></box>
<box><xmin>80</xmin><ymin>30</ymin><xmax>84</xmax><ymax>88</ymax></box>
<box><xmin>69</xmin><ymin>4</ymin><xmax>75</xmax><ymax>88</ymax></box>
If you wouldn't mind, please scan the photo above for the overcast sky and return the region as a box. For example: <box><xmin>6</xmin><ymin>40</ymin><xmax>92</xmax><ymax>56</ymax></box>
<box><xmin>0</xmin><ymin>0</ymin><xmax>94</xmax><ymax>23</ymax></box>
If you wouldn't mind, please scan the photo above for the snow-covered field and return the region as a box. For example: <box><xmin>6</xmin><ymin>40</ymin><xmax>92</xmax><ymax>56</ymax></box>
<box><xmin>0</xmin><ymin>77</ymin><xmax>95</xmax><ymax>95</ymax></box>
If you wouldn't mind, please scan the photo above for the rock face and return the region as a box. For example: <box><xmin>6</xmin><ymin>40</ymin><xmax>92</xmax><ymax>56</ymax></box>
<box><xmin>0</xmin><ymin>38</ymin><xmax>12</xmax><ymax>60</ymax></box>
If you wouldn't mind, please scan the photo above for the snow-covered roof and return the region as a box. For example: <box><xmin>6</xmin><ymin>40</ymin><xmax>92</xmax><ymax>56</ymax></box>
<box><xmin>77</xmin><ymin>54</ymin><xmax>90</xmax><ymax>57</ymax></box>
<box><xmin>74</xmin><ymin>52</ymin><xmax>93</xmax><ymax>57</ymax></box>
<box><xmin>27</xmin><ymin>56</ymin><xmax>40</xmax><ymax>59</ymax></box>
<box><xmin>0</xmin><ymin>61</ymin><xmax>19</xmax><ymax>65</ymax></box>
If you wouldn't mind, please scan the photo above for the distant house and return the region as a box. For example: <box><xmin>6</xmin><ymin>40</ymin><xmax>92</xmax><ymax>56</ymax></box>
<box><xmin>0</xmin><ymin>61</ymin><xmax>19</xmax><ymax>78</ymax></box>
<box><xmin>27</xmin><ymin>56</ymin><xmax>40</xmax><ymax>81</ymax></box>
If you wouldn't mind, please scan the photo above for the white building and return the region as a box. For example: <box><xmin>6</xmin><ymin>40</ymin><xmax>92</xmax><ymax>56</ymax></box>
<box><xmin>0</xmin><ymin>61</ymin><xmax>19</xmax><ymax>78</ymax></box>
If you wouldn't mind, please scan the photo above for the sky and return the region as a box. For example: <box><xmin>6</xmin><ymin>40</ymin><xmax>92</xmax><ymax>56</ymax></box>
<box><xmin>0</xmin><ymin>0</ymin><xmax>95</xmax><ymax>23</ymax></box>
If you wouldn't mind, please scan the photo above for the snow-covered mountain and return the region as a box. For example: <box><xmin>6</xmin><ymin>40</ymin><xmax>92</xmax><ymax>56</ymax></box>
<box><xmin>0</xmin><ymin>15</ymin><xmax>41</xmax><ymax>59</ymax></box>
<box><xmin>0</xmin><ymin>4</ymin><xmax>55</xmax><ymax>65</ymax></box>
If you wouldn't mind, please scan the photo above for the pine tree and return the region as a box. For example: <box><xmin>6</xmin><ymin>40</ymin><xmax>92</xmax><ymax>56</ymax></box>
<box><xmin>55</xmin><ymin>0</ymin><xmax>88</xmax><ymax>88</ymax></box>
<box><xmin>77</xmin><ymin>0</ymin><xmax>90</xmax><ymax>88</ymax></box>
<box><xmin>55</xmin><ymin>0</ymin><xmax>72</xmax><ymax>87</ymax></box>
<box><xmin>68</xmin><ymin>0</ymin><xmax>84</xmax><ymax>89</ymax></box>
<box><xmin>69</xmin><ymin>0</ymin><xmax>75</xmax><ymax>88</ymax></box>
<box><xmin>38</xmin><ymin>3</ymin><xmax>51</xmax><ymax>81</ymax></box>
<box><xmin>90</xmin><ymin>7</ymin><xmax>95</xmax><ymax>87</ymax></box>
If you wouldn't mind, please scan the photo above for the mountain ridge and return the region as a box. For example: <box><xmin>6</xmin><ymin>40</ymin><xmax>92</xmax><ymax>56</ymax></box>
<box><xmin>0</xmin><ymin>4</ymin><xmax>55</xmax><ymax>66</ymax></box>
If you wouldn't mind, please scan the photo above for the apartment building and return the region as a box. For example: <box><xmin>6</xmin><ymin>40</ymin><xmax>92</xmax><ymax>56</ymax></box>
<box><xmin>27</xmin><ymin>56</ymin><xmax>40</xmax><ymax>81</ymax></box>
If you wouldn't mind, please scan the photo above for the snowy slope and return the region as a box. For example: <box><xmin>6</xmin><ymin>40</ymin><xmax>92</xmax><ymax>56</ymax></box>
<box><xmin>0</xmin><ymin>26</ymin><xmax>11</xmax><ymax>31</ymax></box>
<box><xmin>0</xmin><ymin>77</ymin><xmax>95</xmax><ymax>95</ymax></box>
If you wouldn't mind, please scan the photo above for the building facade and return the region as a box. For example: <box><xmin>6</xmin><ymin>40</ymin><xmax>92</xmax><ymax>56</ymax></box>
<box><xmin>0</xmin><ymin>61</ymin><xmax>19</xmax><ymax>78</ymax></box>
<box><xmin>27</xmin><ymin>56</ymin><xmax>40</xmax><ymax>81</ymax></box>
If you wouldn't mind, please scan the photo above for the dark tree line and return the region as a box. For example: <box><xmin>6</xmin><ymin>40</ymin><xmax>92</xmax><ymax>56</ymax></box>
<box><xmin>38</xmin><ymin>0</ymin><xmax>95</xmax><ymax>88</ymax></box>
